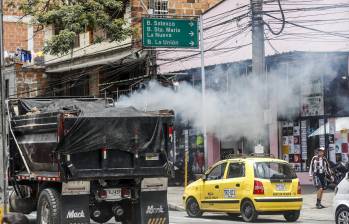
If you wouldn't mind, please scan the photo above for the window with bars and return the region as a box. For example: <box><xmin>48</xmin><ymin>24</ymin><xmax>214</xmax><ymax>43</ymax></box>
<box><xmin>149</xmin><ymin>0</ymin><xmax>169</xmax><ymax>16</ymax></box>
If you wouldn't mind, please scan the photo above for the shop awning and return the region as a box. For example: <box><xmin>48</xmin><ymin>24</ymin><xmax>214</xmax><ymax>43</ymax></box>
<box><xmin>308</xmin><ymin>117</ymin><xmax>349</xmax><ymax>137</ymax></box>
<box><xmin>44</xmin><ymin>39</ymin><xmax>143</xmax><ymax>73</ymax></box>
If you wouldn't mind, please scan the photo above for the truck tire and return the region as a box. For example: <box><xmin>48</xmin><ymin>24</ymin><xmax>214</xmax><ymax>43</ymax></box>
<box><xmin>37</xmin><ymin>188</ymin><xmax>60</xmax><ymax>224</ymax></box>
<box><xmin>90</xmin><ymin>202</ymin><xmax>113</xmax><ymax>223</ymax></box>
<box><xmin>9</xmin><ymin>190</ymin><xmax>36</xmax><ymax>214</ymax></box>
<box><xmin>115</xmin><ymin>200</ymin><xmax>133</xmax><ymax>224</ymax></box>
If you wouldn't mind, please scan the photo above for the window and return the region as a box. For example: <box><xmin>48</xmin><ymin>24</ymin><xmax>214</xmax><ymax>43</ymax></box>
<box><xmin>207</xmin><ymin>163</ymin><xmax>227</xmax><ymax>181</ymax></box>
<box><xmin>227</xmin><ymin>163</ymin><xmax>245</xmax><ymax>179</ymax></box>
<box><xmin>254</xmin><ymin>162</ymin><xmax>297</xmax><ymax>180</ymax></box>
<box><xmin>149</xmin><ymin>0</ymin><xmax>168</xmax><ymax>15</ymax></box>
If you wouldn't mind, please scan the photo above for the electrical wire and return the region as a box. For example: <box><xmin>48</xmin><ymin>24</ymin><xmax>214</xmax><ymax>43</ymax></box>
<box><xmin>265</xmin><ymin>13</ymin><xmax>349</xmax><ymax>39</ymax></box>
<box><xmin>263</xmin><ymin>0</ymin><xmax>286</xmax><ymax>35</ymax></box>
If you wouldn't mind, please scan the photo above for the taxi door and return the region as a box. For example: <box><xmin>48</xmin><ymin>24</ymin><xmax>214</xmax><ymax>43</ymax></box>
<box><xmin>218</xmin><ymin>162</ymin><xmax>246</xmax><ymax>212</ymax></box>
<box><xmin>201</xmin><ymin>162</ymin><xmax>227</xmax><ymax>211</ymax></box>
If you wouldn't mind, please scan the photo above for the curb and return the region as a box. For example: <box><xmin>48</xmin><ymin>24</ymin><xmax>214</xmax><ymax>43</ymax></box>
<box><xmin>168</xmin><ymin>203</ymin><xmax>185</xmax><ymax>212</ymax></box>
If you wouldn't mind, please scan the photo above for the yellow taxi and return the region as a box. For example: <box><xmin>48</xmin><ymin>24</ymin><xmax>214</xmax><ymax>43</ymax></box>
<box><xmin>183</xmin><ymin>157</ymin><xmax>302</xmax><ymax>222</ymax></box>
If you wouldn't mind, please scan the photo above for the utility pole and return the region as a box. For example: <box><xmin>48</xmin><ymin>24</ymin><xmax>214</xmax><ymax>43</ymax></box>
<box><xmin>0</xmin><ymin>0</ymin><xmax>7</xmax><ymax>218</ymax></box>
<box><xmin>251</xmin><ymin>0</ymin><xmax>265</xmax><ymax>76</ymax></box>
<box><xmin>251</xmin><ymin>0</ymin><xmax>267</xmax><ymax>153</ymax></box>
<box><xmin>199</xmin><ymin>15</ymin><xmax>208</xmax><ymax>169</ymax></box>
<box><xmin>149</xmin><ymin>49</ymin><xmax>157</xmax><ymax>80</ymax></box>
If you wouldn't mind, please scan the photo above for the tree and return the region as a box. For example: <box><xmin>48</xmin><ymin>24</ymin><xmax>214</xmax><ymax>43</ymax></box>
<box><xmin>10</xmin><ymin>0</ymin><xmax>132</xmax><ymax>55</ymax></box>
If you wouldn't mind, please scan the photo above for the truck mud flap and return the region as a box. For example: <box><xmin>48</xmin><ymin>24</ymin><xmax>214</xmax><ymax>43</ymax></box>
<box><xmin>140</xmin><ymin>178</ymin><xmax>169</xmax><ymax>224</ymax></box>
<box><xmin>61</xmin><ymin>194</ymin><xmax>90</xmax><ymax>224</ymax></box>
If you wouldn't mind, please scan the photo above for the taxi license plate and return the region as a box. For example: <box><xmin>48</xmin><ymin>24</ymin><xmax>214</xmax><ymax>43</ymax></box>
<box><xmin>276</xmin><ymin>184</ymin><xmax>285</xmax><ymax>191</ymax></box>
<box><xmin>105</xmin><ymin>188</ymin><xmax>122</xmax><ymax>201</ymax></box>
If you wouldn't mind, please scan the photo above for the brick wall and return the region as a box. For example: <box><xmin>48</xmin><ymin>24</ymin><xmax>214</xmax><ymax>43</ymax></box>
<box><xmin>4</xmin><ymin>22</ymin><xmax>28</xmax><ymax>52</ymax></box>
<box><xmin>15</xmin><ymin>64</ymin><xmax>47</xmax><ymax>98</ymax></box>
<box><xmin>89</xmin><ymin>71</ymin><xmax>100</xmax><ymax>97</ymax></box>
<box><xmin>169</xmin><ymin>0</ymin><xmax>220</xmax><ymax>15</ymax></box>
<box><xmin>3</xmin><ymin>0</ymin><xmax>44</xmax><ymax>54</ymax></box>
<box><xmin>34</xmin><ymin>26</ymin><xmax>45</xmax><ymax>52</ymax></box>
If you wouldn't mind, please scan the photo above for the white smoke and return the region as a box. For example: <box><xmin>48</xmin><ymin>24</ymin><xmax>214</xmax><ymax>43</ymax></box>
<box><xmin>117</xmin><ymin>55</ymin><xmax>337</xmax><ymax>141</ymax></box>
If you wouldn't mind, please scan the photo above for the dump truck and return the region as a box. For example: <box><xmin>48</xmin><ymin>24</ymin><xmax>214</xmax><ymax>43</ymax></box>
<box><xmin>7</xmin><ymin>97</ymin><xmax>174</xmax><ymax>224</ymax></box>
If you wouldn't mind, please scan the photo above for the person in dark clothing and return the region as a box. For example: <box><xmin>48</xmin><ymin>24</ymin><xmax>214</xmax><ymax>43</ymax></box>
<box><xmin>2</xmin><ymin>213</ymin><xmax>29</xmax><ymax>224</ymax></box>
<box><xmin>309</xmin><ymin>147</ymin><xmax>334</xmax><ymax>209</ymax></box>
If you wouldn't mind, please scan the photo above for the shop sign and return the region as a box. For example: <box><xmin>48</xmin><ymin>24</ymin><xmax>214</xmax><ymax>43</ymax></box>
<box><xmin>254</xmin><ymin>144</ymin><xmax>264</xmax><ymax>154</ymax></box>
<box><xmin>301</xmin><ymin>78</ymin><xmax>324</xmax><ymax>117</ymax></box>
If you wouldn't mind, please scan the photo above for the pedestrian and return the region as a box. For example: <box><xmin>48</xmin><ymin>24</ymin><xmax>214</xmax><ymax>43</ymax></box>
<box><xmin>2</xmin><ymin>212</ymin><xmax>29</xmax><ymax>224</ymax></box>
<box><xmin>309</xmin><ymin>147</ymin><xmax>334</xmax><ymax>209</ymax></box>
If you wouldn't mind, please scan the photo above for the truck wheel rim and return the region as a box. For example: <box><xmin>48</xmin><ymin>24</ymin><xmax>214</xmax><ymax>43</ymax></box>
<box><xmin>41</xmin><ymin>201</ymin><xmax>50</xmax><ymax>224</ymax></box>
<box><xmin>338</xmin><ymin>210</ymin><xmax>349</xmax><ymax>224</ymax></box>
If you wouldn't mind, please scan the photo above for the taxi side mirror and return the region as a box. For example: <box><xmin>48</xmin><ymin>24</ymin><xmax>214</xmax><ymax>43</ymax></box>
<box><xmin>202</xmin><ymin>174</ymin><xmax>207</xmax><ymax>181</ymax></box>
<box><xmin>346</xmin><ymin>172</ymin><xmax>349</xmax><ymax>179</ymax></box>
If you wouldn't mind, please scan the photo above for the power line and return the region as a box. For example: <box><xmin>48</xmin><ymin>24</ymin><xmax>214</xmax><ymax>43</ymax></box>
<box><xmin>265</xmin><ymin>13</ymin><xmax>349</xmax><ymax>39</ymax></box>
<box><xmin>203</xmin><ymin>4</ymin><xmax>250</xmax><ymax>24</ymax></box>
<box><xmin>263</xmin><ymin>0</ymin><xmax>285</xmax><ymax>35</ymax></box>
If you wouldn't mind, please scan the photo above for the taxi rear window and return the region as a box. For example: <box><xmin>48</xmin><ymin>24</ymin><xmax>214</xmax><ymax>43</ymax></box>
<box><xmin>254</xmin><ymin>162</ymin><xmax>297</xmax><ymax>180</ymax></box>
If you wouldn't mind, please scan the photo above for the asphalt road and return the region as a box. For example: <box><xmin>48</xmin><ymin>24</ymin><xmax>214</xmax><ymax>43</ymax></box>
<box><xmin>27</xmin><ymin>210</ymin><xmax>334</xmax><ymax>224</ymax></box>
<box><xmin>168</xmin><ymin>211</ymin><xmax>333</xmax><ymax>224</ymax></box>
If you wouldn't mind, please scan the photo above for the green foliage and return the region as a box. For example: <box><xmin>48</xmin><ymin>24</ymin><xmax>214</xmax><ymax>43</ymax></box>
<box><xmin>13</xmin><ymin>0</ymin><xmax>131</xmax><ymax>55</ymax></box>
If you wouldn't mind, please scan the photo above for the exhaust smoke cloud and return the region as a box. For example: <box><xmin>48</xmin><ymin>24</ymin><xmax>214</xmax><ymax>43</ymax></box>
<box><xmin>117</xmin><ymin>55</ymin><xmax>337</xmax><ymax>141</ymax></box>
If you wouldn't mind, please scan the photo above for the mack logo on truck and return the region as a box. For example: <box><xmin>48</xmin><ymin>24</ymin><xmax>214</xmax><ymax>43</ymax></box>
<box><xmin>66</xmin><ymin>210</ymin><xmax>85</xmax><ymax>219</ymax></box>
<box><xmin>146</xmin><ymin>205</ymin><xmax>164</xmax><ymax>214</ymax></box>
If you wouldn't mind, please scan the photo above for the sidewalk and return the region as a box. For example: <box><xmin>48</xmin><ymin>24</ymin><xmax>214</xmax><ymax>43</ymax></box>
<box><xmin>167</xmin><ymin>185</ymin><xmax>334</xmax><ymax>220</ymax></box>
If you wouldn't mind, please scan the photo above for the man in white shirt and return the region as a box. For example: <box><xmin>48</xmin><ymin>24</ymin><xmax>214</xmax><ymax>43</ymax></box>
<box><xmin>309</xmin><ymin>147</ymin><xmax>334</xmax><ymax>209</ymax></box>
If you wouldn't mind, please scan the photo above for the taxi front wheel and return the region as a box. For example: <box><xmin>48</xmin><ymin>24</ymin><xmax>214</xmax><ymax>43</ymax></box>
<box><xmin>186</xmin><ymin>197</ymin><xmax>203</xmax><ymax>218</ymax></box>
<box><xmin>240</xmin><ymin>200</ymin><xmax>258</xmax><ymax>222</ymax></box>
<box><xmin>284</xmin><ymin>211</ymin><xmax>300</xmax><ymax>222</ymax></box>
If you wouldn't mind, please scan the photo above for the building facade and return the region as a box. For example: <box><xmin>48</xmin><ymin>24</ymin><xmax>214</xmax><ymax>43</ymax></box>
<box><xmin>43</xmin><ymin>0</ymin><xmax>221</xmax><ymax>98</ymax></box>
<box><xmin>177</xmin><ymin>51</ymin><xmax>349</xmax><ymax>184</ymax></box>
<box><xmin>3</xmin><ymin>0</ymin><xmax>45</xmax><ymax>98</ymax></box>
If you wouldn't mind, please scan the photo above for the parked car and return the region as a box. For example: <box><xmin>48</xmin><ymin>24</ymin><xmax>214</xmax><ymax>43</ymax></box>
<box><xmin>333</xmin><ymin>172</ymin><xmax>349</xmax><ymax>224</ymax></box>
<box><xmin>183</xmin><ymin>156</ymin><xmax>302</xmax><ymax>222</ymax></box>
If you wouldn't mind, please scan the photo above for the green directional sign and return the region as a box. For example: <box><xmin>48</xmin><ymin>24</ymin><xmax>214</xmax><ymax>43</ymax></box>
<box><xmin>142</xmin><ymin>18</ymin><xmax>199</xmax><ymax>48</ymax></box>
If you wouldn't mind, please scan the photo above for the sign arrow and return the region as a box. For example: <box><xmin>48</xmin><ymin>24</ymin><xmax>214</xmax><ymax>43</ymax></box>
<box><xmin>188</xmin><ymin>21</ymin><xmax>194</xmax><ymax>27</ymax></box>
<box><xmin>189</xmin><ymin>41</ymin><xmax>194</xmax><ymax>46</ymax></box>
<box><xmin>188</xmin><ymin>31</ymin><xmax>194</xmax><ymax>37</ymax></box>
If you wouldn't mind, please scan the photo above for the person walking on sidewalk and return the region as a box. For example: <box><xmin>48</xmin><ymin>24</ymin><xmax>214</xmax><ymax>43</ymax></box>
<box><xmin>309</xmin><ymin>147</ymin><xmax>334</xmax><ymax>209</ymax></box>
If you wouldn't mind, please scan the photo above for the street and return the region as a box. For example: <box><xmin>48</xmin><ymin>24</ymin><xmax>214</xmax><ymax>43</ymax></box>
<box><xmin>27</xmin><ymin>209</ymin><xmax>334</xmax><ymax>224</ymax></box>
<box><xmin>169</xmin><ymin>211</ymin><xmax>333</xmax><ymax>224</ymax></box>
<box><xmin>23</xmin><ymin>186</ymin><xmax>336</xmax><ymax>223</ymax></box>
<box><xmin>26</xmin><ymin>186</ymin><xmax>336</xmax><ymax>224</ymax></box>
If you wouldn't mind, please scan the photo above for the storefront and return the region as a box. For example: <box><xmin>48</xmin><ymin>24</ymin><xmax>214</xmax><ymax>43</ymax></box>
<box><xmin>278</xmin><ymin>53</ymin><xmax>349</xmax><ymax>184</ymax></box>
<box><xmin>170</xmin><ymin>51</ymin><xmax>349</xmax><ymax>185</ymax></box>
<box><xmin>170</xmin><ymin>118</ymin><xmax>206</xmax><ymax>184</ymax></box>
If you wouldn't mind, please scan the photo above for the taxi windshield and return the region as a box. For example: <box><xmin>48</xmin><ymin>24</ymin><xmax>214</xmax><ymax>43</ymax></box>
<box><xmin>254</xmin><ymin>162</ymin><xmax>297</xmax><ymax>180</ymax></box>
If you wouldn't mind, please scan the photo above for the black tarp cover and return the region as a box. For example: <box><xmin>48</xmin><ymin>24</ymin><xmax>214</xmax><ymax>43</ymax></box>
<box><xmin>18</xmin><ymin>98</ymin><xmax>108</xmax><ymax>114</ymax></box>
<box><xmin>17</xmin><ymin>99</ymin><xmax>171</xmax><ymax>155</ymax></box>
